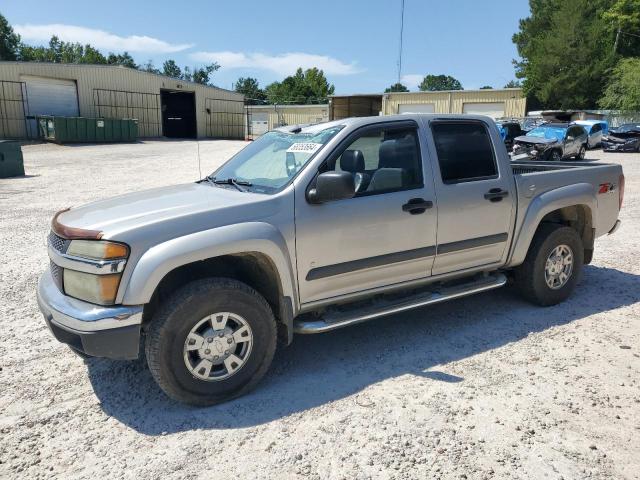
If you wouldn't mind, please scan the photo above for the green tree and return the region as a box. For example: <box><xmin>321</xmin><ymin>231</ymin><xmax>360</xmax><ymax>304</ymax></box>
<box><xmin>162</xmin><ymin>59</ymin><xmax>182</xmax><ymax>78</ymax></box>
<box><xmin>604</xmin><ymin>0</ymin><xmax>640</xmax><ymax>57</ymax></box>
<box><xmin>385</xmin><ymin>82</ymin><xmax>409</xmax><ymax>92</ymax></box>
<box><xmin>418</xmin><ymin>74</ymin><xmax>463</xmax><ymax>91</ymax></box>
<box><xmin>106</xmin><ymin>52</ymin><xmax>137</xmax><ymax>68</ymax></box>
<box><xmin>513</xmin><ymin>0</ymin><xmax>616</xmax><ymax>109</ymax></box>
<box><xmin>599</xmin><ymin>57</ymin><xmax>640</xmax><ymax>111</ymax></box>
<box><xmin>504</xmin><ymin>80</ymin><xmax>522</xmax><ymax>88</ymax></box>
<box><xmin>480</xmin><ymin>85</ymin><xmax>493</xmax><ymax>89</ymax></box>
<box><xmin>141</xmin><ymin>59</ymin><xmax>160</xmax><ymax>74</ymax></box>
<box><xmin>264</xmin><ymin>68</ymin><xmax>335</xmax><ymax>104</ymax></box>
<box><xmin>19</xmin><ymin>36</ymin><xmax>110</xmax><ymax>65</ymax></box>
<box><xmin>234</xmin><ymin>77</ymin><xmax>266</xmax><ymax>103</ymax></box>
<box><xmin>0</xmin><ymin>13</ymin><xmax>21</xmax><ymax>60</ymax></box>
<box><xmin>183</xmin><ymin>63</ymin><xmax>219</xmax><ymax>85</ymax></box>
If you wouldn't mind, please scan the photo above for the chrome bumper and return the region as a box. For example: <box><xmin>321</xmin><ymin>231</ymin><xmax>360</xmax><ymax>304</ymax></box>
<box><xmin>37</xmin><ymin>267</ymin><xmax>143</xmax><ymax>359</ymax></box>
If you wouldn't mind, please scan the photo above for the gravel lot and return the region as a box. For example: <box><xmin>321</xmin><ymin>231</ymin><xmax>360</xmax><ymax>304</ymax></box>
<box><xmin>1</xmin><ymin>140</ymin><xmax>639</xmax><ymax>480</ymax></box>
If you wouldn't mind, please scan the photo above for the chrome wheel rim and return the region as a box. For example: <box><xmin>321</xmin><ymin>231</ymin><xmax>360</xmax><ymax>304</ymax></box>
<box><xmin>183</xmin><ymin>312</ymin><xmax>253</xmax><ymax>381</ymax></box>
<box><xmin>552</xmin><ymin>151</ymin><xmax>561</xmax><ymax>161</ymax></box>
<box><xmin>544</xmin><ymin>244</ymin><xmax>574</xmax><ymax>290</ymax></box>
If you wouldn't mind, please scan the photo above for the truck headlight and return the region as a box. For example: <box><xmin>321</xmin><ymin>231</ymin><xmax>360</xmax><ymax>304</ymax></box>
<box><xmin>62</xmin><ymin>240</ymin><xmax>129</xmax><ymax>305</ymax></box>
<box><xmin>63</xmin><ymin>270</ymin><xmax>122</xmax><ymax>305</ymax></box>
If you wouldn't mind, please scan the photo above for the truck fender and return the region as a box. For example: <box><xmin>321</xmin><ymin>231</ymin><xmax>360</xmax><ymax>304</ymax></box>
<box><xmin>507</xmin><ymin>183</ymin><xmax>597</xmax><ymax>267</ymax></box>
<box><xmin>121</xmin><ymin>222</ymin><xmax>298</xmax><ymax>309</ymax></box>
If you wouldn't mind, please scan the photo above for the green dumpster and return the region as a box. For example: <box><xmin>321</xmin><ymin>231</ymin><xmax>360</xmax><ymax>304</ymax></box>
<box><xmin>0</xmin><ymin>140</ymin><xmax>25</xmax><ymax>178</ymax></box>
<box><xmin>37</xmin><ymin>116</ymin><xmax>138</xmax><ymax>143</ymax></box>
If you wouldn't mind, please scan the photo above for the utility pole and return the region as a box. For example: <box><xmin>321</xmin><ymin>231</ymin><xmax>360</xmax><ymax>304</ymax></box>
<box><xmin>397</xmin><ymin>0</ymin><xmax>405</xmax><ymax>85</ymax></box>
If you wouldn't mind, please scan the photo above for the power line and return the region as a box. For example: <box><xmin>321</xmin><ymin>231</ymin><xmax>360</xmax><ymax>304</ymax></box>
<box><xmin>620</xmin><ymin>29</ymin><xmax>640</xmax><ymax>39</ymax></box>
<box><xmin>397</xmin><ymin>0</ymin><xmax>405</xmax><ymax>84</ymax></box>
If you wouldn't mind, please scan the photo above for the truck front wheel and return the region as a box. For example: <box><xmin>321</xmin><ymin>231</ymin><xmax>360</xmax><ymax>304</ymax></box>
<box><xmin>514</xmin><ymin>224</ymin><xmax>584</xmax><ymax>306</ymax></box>
<box><xmin>145</xmin><ymin>278</ymin><xmax>277</xmax><ymax>406</ymax></box>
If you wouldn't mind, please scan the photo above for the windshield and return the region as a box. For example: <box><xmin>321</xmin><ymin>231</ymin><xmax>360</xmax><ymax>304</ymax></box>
<box><xmin>210</xmin><ymin>126</ymin><xmax>342</xmax><ymax>194</ymax></box>
<box><xmin>526</xmin><ymin>126</ymin><xmax>566</xmax><ymax>141</ymax></box>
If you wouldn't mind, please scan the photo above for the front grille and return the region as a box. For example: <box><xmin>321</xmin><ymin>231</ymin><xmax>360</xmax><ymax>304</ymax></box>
<box><xmin>50</xmin><ymin>261</ymin><xmax>64</xmax><ymax>292</ymax></box>
<box><xmin>48</xmin><ymin>231</ymin><xmax>70</xmax><ymax>254</ymax></box>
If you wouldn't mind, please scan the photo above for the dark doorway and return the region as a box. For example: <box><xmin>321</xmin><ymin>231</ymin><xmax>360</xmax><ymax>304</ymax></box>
<box><xmin>160</xmin><ymin>90</ymin><xmax>197</xmax><ymax>138</ymax></box>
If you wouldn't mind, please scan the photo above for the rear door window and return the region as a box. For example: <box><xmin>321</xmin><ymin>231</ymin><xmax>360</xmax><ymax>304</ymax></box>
<box><xmin>431</xmin><ymin>122</ymin><xmax>498</xmax><ymax>184</ymax></box>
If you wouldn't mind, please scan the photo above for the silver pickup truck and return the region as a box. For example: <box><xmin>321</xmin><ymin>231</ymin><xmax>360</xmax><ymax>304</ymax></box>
<box><xmin>37</xmin><ymin>114</ymin><xmax>624</xmax><ymax>405</ymax></box>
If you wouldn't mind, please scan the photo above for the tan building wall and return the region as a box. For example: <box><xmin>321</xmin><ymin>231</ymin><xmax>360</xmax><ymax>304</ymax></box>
<box><xmin>382</xmin><ymin>89</ymin><xmax>526</xmax><ymax>118</ymax></box>
<box><xmin>0</xmin><ymin>62</ymin><xmax>244</xmax><ymax>138</ymax></box>
<box><xmin>246</xmin><ymin>104</ymin><xmax>329</xmax><ymax>138</ymax></box>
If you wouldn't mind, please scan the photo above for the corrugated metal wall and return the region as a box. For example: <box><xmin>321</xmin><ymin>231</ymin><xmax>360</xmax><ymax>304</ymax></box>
<box><xmin>0</xmin><ymin>62</ymin><xmax>244</xmax><ymax>139</ymax></box>
<box><xmin>329</xmin><ymin>96</ymin><xmax>382</xmax><ymax>120</ymax></box>
<box><xmin>383</xmin><ymin>89</ymin><xmax>526</xmax><ymax>117</ymax></box>
<box><xmin>246</xmin><ymin>105</ymin><xmax>329</xmax><ymax>137</ymax></box>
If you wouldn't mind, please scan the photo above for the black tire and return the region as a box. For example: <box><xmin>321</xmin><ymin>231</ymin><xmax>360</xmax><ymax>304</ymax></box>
<box><xmin>145</xmin><ymin>278</ymin><xmax>277</xmax><ymax>406</ymax></box>
<box><xmin>514</xmin><ymin>224</ymin><xmax>584</xmax><ymax>306</ymax></box>
<box><xmin>544</xmin><ymin>149</ymin><xmax>562</xmax><ymax>161</ymax></box>
<box><xmin>575</xmin><ymin>145</ymin><xmax>586</xmax><ymax>160</ymax></box>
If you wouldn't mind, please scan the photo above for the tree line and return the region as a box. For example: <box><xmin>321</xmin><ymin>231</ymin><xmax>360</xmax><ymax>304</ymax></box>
<box><xmin>383</xmin><ymin>77</ymin><xmax>521</xmax><ymax>93</ymax></box>
<box><xmin>0</xmin><ymin>14</ymin><xmax>220</xmax><ymax>85</ymax></box>
<box><xmin>513</xmin><ymin>0</ymin><xmax>639</xmax><ymax>111</ymax></box>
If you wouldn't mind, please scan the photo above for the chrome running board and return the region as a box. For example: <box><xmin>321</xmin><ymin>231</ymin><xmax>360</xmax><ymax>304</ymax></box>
<box><xmin>294</xmin><ymin>273</ymin><xmax>507</xmax><ymax>334</ymax></box>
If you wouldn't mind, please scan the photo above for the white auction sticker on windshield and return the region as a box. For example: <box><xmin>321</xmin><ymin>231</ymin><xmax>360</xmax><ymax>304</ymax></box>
<box><xmin>286</xmin><ymin>142</ymin><xmax>323</xmax><ymax>154</ymax></box>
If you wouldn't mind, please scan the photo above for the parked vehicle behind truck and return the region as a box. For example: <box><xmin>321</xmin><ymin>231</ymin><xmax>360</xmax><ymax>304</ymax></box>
<box><xmin>602</xmin><ymin>123</ymin><xmax>640</xmax><ymax>152</ymax></box>
<box><xmin>37</xmin><ymin>114</ymin><xmax>624</xmax><ymax>405</ymax></box>
<box><xmin>573</xmin><ymin>120</ymin><xmax>609</xmax><ymax>149</ymax></box>
<box><xmin>512</xmin><ymin>123</ymin><xmax>588</xmax><ymax>161</ymax></box>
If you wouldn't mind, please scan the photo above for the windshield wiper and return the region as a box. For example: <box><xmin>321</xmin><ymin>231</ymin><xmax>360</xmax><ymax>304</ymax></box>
<box><xmin>209</xmin><ymin>176</ymin><xmax>253</xmax><ymax>192</ymax></box>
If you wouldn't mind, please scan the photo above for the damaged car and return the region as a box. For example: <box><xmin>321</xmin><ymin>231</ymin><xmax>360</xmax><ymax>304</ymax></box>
<box><xmin>511</xmin><ymin>123</ymin><xmax>588</xmax><ymax>161</ymax></box>
<box><xmin>602</xmin><ymin>123</ymin><xmax>640</xmax><ymax>152</ymax></box>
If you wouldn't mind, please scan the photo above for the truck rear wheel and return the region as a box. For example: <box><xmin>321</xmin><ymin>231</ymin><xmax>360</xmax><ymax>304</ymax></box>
<box><xmin>514</xmin><ymin>224</ymin><xmax>584</xmax><ymax>306</ymax></box>
<box><xmin>145</xmin><ymin>278</ymin><xmax>277</xmax><ymax>406</ymax></box>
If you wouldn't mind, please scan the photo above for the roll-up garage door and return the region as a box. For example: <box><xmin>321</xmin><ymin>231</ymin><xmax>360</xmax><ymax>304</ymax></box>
<box><xmin>462</xmin><ymin>102</ymin><xmax>504</xmax><ymax>119</ymax></box>
<box><xmin>398</xmin><ymin>103</ymin><xmax>435</xmax><ymax>114</ymax></box>
<box><xmin>21</xmin><ymin>75</ymin><xmax>79</xmax><ymax>117</ymax></box>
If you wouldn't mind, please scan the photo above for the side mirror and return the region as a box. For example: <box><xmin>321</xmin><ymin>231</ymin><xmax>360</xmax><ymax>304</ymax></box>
<box><xmin>307</xmin><ymin>171</ymin><xmax>356</xmax><ymax>204</ymax></box>
<box><xmin>566</xmin><ymin>135</ymin><xmax>575</xmax><ymax>142</ymax></box>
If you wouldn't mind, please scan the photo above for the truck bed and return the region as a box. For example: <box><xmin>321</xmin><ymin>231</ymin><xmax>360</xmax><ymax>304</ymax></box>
<box><xmin>510</xmin><ymin>160</ymin><xmax>623</xmax><ymax>242</ymax></box>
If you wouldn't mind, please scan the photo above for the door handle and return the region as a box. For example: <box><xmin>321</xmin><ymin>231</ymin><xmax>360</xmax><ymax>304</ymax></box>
<box><xmin>402</xmin><ymin>198</ymin><xmax>433</xmax><ymax>214</ymax></box>
<box><xmin>484</xmin><ymin>188</ymin><xmax>509</xmax><ymax>202</ymax></box>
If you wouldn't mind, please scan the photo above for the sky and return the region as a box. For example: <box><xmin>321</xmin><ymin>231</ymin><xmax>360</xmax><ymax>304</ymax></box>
<box><xmin>2</xmin><ymin>0</ymin><xmax>531</xmax><ymax>94</ymax></box>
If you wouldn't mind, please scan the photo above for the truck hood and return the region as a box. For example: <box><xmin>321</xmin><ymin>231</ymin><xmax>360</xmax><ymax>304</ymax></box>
<box><xmin>57</xmin><ymin>182</ymin><xmax>275</xmax><ymax>239</ymax></box>
<box><xmin>514</xmin><ymin>136</ymin><xmax>558</xmax><ymax>146</ymax></box>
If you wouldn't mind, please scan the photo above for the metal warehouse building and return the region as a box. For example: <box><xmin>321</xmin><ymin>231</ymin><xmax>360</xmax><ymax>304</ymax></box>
<box><xmin>330</xmin><ymin>88</ymin><xmax>526</xmax><ymax>120</ymax></box>
<box><xmin>0</xmin><ymin>62</ymin><xmax>245</xmax><ymax>140</ymax></box>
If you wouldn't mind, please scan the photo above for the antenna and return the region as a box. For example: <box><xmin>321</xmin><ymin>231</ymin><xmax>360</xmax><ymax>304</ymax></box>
<box><xmin>397</xmin><ymin>0</ymin><xmax>405</xmax><ymax>84</ymax></box>
<box><xmin>197</xmin><ymin>140</ymin><xmax>202</xmax><ymax>179</ymax></box>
